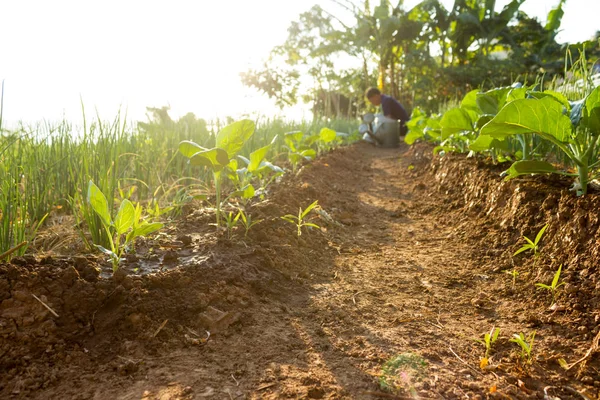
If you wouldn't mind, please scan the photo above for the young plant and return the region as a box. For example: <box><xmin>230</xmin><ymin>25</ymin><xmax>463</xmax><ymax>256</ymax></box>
<box><xmin>223</xmin><ymin>210</ymin><xmax>241</xmax><ymax>240</ymax></box>
<box><xmin>477</xmin><ymin>327</ymin><xmax>501</xmax><ymax>369</ymax></box>
<box><xmin>237</xmin><ymin>209</ymin><xmax>262</xmax><ymax>238</ymax></box>
<box><xmin>510</xmin><ymin>331</ymin><xmax>536</xmax><ymax>364</ymax></box>
<box><xmin>513</xmin><ymin>224</ymin><xmax>548</xmax><ymax>257</ymax></box>
<box><xmin>283</xmin><ymin>131</ymin><xmax>317</xmax><ymax>173</ymax></box>
<box><xmin>504</xmin><ymin>268</ymin><xmax>519</xmax><ymax>289</ymax></box>
<box><xmin>480</xmin><ymin>86</ymin><xmax>600</xmax><ymax>195</ymax></box>
<box><xmin>87</xmin><ymin>180</ymin><xmax>163</xmax><ymax>272</ymax></box>
<box><xmin>281</xmin><ymin>200</ymin><xmax>321</xmax><ymax>237</ymax></box>
<box><xmin>179</xmin><ymin>119</ymin><xmax>255</xmax><ymax>228</ymax></box>
<box><xmin>535</xmin><ymin>264</ymin><xmax>565</xmax><ymax>304</ymax></box>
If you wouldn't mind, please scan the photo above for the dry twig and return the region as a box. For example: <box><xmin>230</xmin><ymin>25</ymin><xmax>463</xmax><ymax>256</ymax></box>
<box><xmin>31</xmin><ymin>294</ymin><xmax>59</xmax><ymax>317</ymax></box>
<box><xmin>152</xmin><ymin>319</ymin><xmax>168</xmax><ymax>338</ymax></box>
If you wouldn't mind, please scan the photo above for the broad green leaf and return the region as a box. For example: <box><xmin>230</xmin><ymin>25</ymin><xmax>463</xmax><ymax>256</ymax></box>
<box><xmin>528</xmin><ymin>91</ymin><xmax>570</xmax><ymax>110</ymax></box>
<box><xmin>477</xmin><ymin>87</ymin><xmax>511</xmax><ymax>115</ymax></box>
<box><xmin>94</xmin><ymin>245</ymin><xmax>117</xmax><ymax>258</ymax></box>
<box><xmin>216</xmin><ymin>119</ymin><xmax>255</xmax><ymax>158</ymax></box>
<box><xmin>248</xmin><ymin>137</ymin><xmax>275</xmax><ymax>172</ymax></box>
<box><xmin>256</xmin><ymin>161</ymin><xmax>284</xmax><ymax>175</ymax></box>
<box><xmin>460</xmin><ymin>89</ymin><xmax>481</xmax><ymax>113</ymax></box>
<box><xmin>440</xmin><ymin>108</ymin><xmax>476</xmax><ymax>140</ymax></box>
<box><xmin>469</xmin><ymin>135</ymin><xmax>507</xmax><ymax>153</ymax></box>
<box><xmin>319</xmin><ymin>128</ymin><xmax>337</xmax><ymax>143</ymax></box>
<box><xmin>179</xmin><ymin>140</ymin><xmax>206</xmax><ymax>158</ymax></box>
<box><xmin>87</xmin><ymin>181</ymin><xmax>111</xmax><ymax>227</ymax></box>
<box><xmin>130</xmin><ymin>222</ymin><xmax>163</xmax><ymax>240</ymax></box>
<box><xmin>503</xmin><ymin>160</ymin><xmax>558</xmax><ymax>180</ymax></box>
<box><xmin>114</xmin><ymin>199</ymin><xmax>135</xmax><ymax>235</ymax></box>
<box><xmin>480</xmin><ymin>97</ymin><xmax>572</xmax><ymax>143</ymax></box>
<box><xmin>300</xmin><ymin>149</ymin><xmax>316</xmax><ymax>160</ymax></box>
<box><xmin>476</xmin><ymin>115</ymin><xmax>494</xmax><ymax>130</ymax></box>
<box><xmin>189</xmin><ymin>148</ymin><xmax>230</xmax><ymax>170</ymax></box>
<box><xmin>230</xmin><ymin>184</ymin><xmax>255</xmax><ymax>199</ymax></box>
<box><xmin>404</xmin><ymin>130</ymin><xmax>424</xmax><ymax>145</ymax></box>
<box><xmin>582</xmin><ymin>86</ymin><xmax>600</xmax><ymax>133</ymax></box>
<box><xmin>506</xmin><ymin>87</ymin><xmax>528</xmax><ymax>103</ymax></box>
<box><xmin>300</xmin><ymin>200</ymin><xmax>319</xmax><ymax>219</ymax></box>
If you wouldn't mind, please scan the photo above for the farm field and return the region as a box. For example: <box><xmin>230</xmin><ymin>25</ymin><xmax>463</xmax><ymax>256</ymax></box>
<box><xmin>2</xmin><ymin>140</ymin><xmax>599</xmax><ymax>399</ymax></box>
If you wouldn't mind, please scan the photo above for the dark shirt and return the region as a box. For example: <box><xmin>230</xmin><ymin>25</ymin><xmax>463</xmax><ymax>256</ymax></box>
<box><xmin>381</xmin><ymin>94</ymin><xmax>409</xmax><ymax>123</ymax></box>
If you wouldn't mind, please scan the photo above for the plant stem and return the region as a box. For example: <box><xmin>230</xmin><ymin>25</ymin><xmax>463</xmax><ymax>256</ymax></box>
<box><xmin>214</xmin><ymin>171</ymin><xmax>222</xmax><ymax>227</ymax></box>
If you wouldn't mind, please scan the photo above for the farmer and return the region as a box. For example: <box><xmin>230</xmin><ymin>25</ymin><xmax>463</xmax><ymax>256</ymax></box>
<box><xmin>365</xmin><ymin>87</ymin><xmax>409</xmax><ymax>136</ymax></box>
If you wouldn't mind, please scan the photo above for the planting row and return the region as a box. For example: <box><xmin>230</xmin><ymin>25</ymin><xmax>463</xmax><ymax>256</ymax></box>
<box><xmin>0</xmin><ymin>114</ymin><xmax>358</xmax><ymax>264</ymax></box>
<box><xmin>407</xmin><ymin>68</ymin><xmax>600</xmax><ymax>195</ymax></box>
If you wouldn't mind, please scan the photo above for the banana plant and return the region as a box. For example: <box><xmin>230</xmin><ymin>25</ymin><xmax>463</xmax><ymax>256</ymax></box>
<box><xmin>480</xmin><ymin>86</ymin><xmax>600</xmax><ymax>195</ymax></box>
<box><xmin>179</xmin><ymin>119</ymin><xmax>255</xmax><ymax>227</ymax></box>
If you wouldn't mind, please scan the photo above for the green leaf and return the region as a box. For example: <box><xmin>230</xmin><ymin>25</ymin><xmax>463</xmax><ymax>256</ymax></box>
<box><xmin>189</xmin><ymin>148</ymin><xmax>230</xmax><ymax>170</ymax></box>
<box><xmin>491</xmin><ymin>327</ymin><xmax>500</xmax><ymax>343</ymax></box>
<box><xmin>130</xmin><ymin>222</ymin><xmax>163</xmax><ymax>240</ymax></box>
<box><xmin>179</xmin><ymin>140</ymin><xmax>206</xmax><ymax>158</ymax></box>
<box><xmin>535</xmin><ymin>283</ymin><xmax>551</xmax><ymax>290</ymax></box>
<box><xmin>551</xmin><ymin>264</ymin><xmax>562</xmax><ymax>288</ymax></box>
<box><xmin>558</xmin><ymin>358</ymin><xmax>569</xmax><ymax>369</ymax></box>
<box><xmin>468</xmin><ymin>135</ymin><xmax>508</xmax><ymax>152</ymax></box>
<box><xmin>300</xmin><ymin>149</ymin><xmax>316</xmax><ymax>160</ymax></box>
<box><xmin>513</xmin><ymin>245</ymin><xmax>532</xmax><ymax>256</ymax></box>
<box><xmin>534</xmin><ymin>224</ymin><xmax>548</xmax><ymax>245</ymax></box>
<box><xmin>248</xmin><ymin>137</ymin><xmax>276</xmax><ymax>172</ymax></box>
<box><xmin>300</xmin><ymin>200</ymin><xmax>319</xmax><ymax>219</ymax></box>
<box><xmin>114</xmin><ymin>199</ymin><xmax>135</xmax><ymax>235</ymax></box>
<box><xmin>503</xmin><ymin>160</ymin><xmax>558</xmax><ymax>180</ymax></box>
<box><xmin>476</xmin><ymin>87</ymin><xmax>511</xmax><ymax>115</ymax></box>
<box><xmin>480</xmin><ymin>97</ymin><xmax>572</xmax><ymax>143</ymax></box>
<box><xmin>216</xmin><ymin>119</ymin><xmax>255</xmax><ymax>158</ymax></box>
<box><xmin>87</xmin><ymin>181</ymin><xmax>112</xmax><ymax>227</ymax></box>
<box><xmin>404</xmin><ymin>130</ymin><xmax>424</xmax><ymax>145</ymax></box>
<box><xmin>460</xmin><ymin>89</ymin><xmax>481</xmax><ymax>113</ymax></box>
<box><xmin>582</xmin><ymin>86</ymin><xmax>600</xmax><ymax>133</ymax></box>
<box><xmin>440</xmin><ymin>108</ymin><xmax>476</xmax><ymax>140</ymax></box>
<box><xmin>319</xmin><ymin>128</ymin><xmax>337</xmax><ymax>143</ymax></box>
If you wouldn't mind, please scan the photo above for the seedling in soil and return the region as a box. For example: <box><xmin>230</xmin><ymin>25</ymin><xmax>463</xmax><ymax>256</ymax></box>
<box><xmin>237</xmin><ymin>209</ymin><xmax>262</xmax><ymax>238</ymax></box>
<box><xmin>281</xmin><ymin>200</ymin><xmax>321</xmax><ymax>237</ymax></box>
<box><xmin>513</xmin><ymin>224</ymin><xmax>548</xmax><ymax>257</ymax></box>
<box><xmin>477</xmin><ymin>327</ymin><xmax>501</xmax><ymax>369</ymax></box>
<box><xmin>535</xmin><ymin>264</ymin><xmax>565</xmax><ymax>305</ymax></box>
<box><xmin>510</xmin><ymin>331</ymin><xmax>536</xmax><ymax>364</ymax></box>
<box><xmin>223</xmin><ymin>210</ymin><xmax>241</xmax><ymax>240</ymax></box>
<box><xmin>87</xmin><ymin>180</ymin><xmax>163</xmax><ymax>272</ymax></box>
<box><xmin>504</xmin><ymin>268</ymin><xmax>519</xmax><ymax>289</ymax></box>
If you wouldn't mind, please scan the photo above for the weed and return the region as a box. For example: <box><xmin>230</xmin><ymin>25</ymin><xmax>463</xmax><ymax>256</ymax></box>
<box><xmin>281</xmin><ymin>200</ymin><xmax>321</xmax><ymax>237</ymax></box>
<box><xmin>514</xmin><ymin>224</ymin><xmax>548</xmax><ymax>257</ymax></box>
<box><xmin>535</xmin><ymin>264</ymin><xmax>565</xmax><ymax>304</ymax></box>
<box><xmin>510</xmin><ymin>331</ymin><xmax>536</xmax><ymax>364</ymax></box>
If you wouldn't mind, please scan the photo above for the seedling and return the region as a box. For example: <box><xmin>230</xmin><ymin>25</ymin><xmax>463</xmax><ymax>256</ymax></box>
<box><xmin>513</xmin><ymin>224</ymin><xmax>548</xmax><ymax>257</ymax></box>
<box><xmin>477</xmin><ymin>327</ymin><xmax>501</xmax><ymax>369</ymax></box>
<box><xmin>87</xmin><ymin>180</ymin><xmax>163</xmax><ymax>272</ymax></box>
<box><xmin>223</xmin><ymin>210</ymin><xmax>241</xmax><ymax>240</ymax></box>
<box><xmin>281</xmin><ymin>200</ymin><xmax>321</xmax><ymax>237</ymax></box>
<box><xmin>379</xmin><ymin>353</ymin><xmax>427</xmax><ymax>395</ymax></box>
<box><xmin>237</xmin><ymin>209</ymin><xmax>262</xmax><ymax>238</ymax></box>
<box><xmin>535</xmin><ymin>264</ymin><xmax>565</xmax><ymax>304</ymax></box>
<box><xmin>510</xmin><ymin>331</ymin><xmax>536</xmax><ymax>364</ymax></box>
<box><xmin>504</xmin><ymin>268</ymin><xmax>519</xmax><ymax>289</ymax></box>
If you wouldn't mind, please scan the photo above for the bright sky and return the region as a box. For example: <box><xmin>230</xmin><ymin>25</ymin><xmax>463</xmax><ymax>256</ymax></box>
<box><xmin>1</xmin><ymin>0</ymin><xmax>598</xmax><ymax>127</ymax></box>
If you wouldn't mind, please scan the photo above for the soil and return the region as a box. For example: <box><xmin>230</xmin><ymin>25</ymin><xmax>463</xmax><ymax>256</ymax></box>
<box><xmin>2</xmin><ymin>141</ymin><xmax>600</xmax><ymax>399</ymax></box>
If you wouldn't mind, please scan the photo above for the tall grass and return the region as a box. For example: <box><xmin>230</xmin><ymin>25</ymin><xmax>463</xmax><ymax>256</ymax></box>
<box><xmin>0</xmin><ymin>108</ymin><xmax>359</xmax><ymax>256</ymax></box>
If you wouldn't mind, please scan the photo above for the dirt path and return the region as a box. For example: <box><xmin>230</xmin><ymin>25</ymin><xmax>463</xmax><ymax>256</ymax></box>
<box><xmin>4</xmin><ymin>142</ymin><xmax>599</xmax><ymax>399</ymax></box>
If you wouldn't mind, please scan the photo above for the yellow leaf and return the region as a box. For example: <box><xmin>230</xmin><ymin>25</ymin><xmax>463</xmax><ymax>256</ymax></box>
<box><xmin>558</xmin><ymin>358</ymin><xmax>568</xmax><ymax>369</ymax></box>
<box><xmin>489</xmin><ymin>384</ymin><xmax>497</xmax><ymax>393</ymax></box>
<box><xmin>480</xmin><ymin>357</ymin><xmax>489</xmax><ymax>369</ymax></box>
